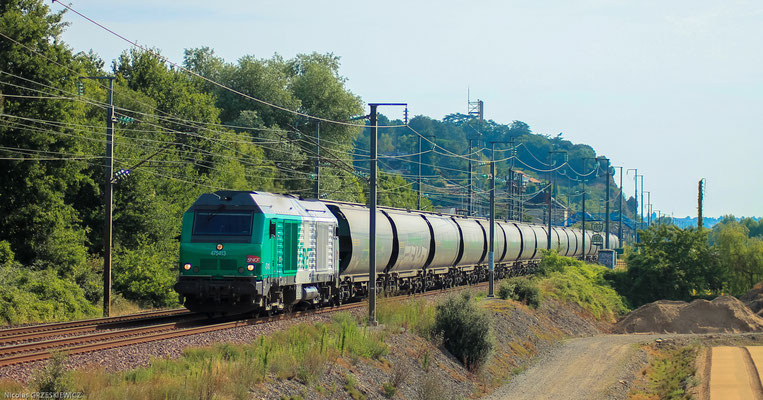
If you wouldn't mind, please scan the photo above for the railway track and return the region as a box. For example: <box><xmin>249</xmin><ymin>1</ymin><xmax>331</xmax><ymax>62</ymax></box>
<box><xmin>0</xmin><ymin>308</ymin><xmax>190</xmax><ymax>340</ymax></box>
<box><xmin>0</xmin><ymin>282</ymin><xmax>488</xmax><ymax>368</ymax></box>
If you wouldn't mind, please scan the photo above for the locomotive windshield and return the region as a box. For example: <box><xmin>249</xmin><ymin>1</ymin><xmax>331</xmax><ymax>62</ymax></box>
<box><xmin>192</xmin><ymin>211</ymin><xmax>253</xmax><ymax>237</ymax></box>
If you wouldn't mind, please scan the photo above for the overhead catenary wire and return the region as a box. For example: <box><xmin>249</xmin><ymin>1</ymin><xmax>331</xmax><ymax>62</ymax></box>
<box><xmin>0</xmin><ymin>27</ymin><xmax>627</xmax><ymax>214</ymax></box>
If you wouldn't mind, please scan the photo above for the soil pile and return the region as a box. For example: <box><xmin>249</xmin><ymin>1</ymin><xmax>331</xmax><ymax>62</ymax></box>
<box><xmin>614</xmin><ymin>295</ymin><xmax>763</xmax><ymax>334</ymax></box>
<box><xmin>739</xmin><ymin>282</ymin><xmax>763</xmax><ymax>316</ymax></box>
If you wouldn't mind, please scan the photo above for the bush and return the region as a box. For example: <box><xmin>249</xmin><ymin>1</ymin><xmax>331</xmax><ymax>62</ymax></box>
<box><xmin>537</xmin><ymin>250</ymin><xmax>577</xmax><ymax>276</ymax></box>
<box><xmin>433</xmin><ymin>292</ymin><xmax>494</xmax><ymax>371</ymax></box>
<box><xmin>498</xmin><ymin>277</ymin><xmax>541</xmax><ymax>308</ymax></box>
<box><xmin>497</xmin><ymin>281</ymin><xmax>515</xmax><ymax>300</ymax></box>
<box><xmin>113</xmin><ymin>237</ymin><xmax>178</xmax><ymax>308</ymax></box>
<box><xmin>538</xmin><ymin>253</ymin><xmax>628</xmax><ymax>320</ymax></box>
<box><xmin>0</xmin><ymin>265</ymin><xmax>98</xmax><ymax>325</ymax></box>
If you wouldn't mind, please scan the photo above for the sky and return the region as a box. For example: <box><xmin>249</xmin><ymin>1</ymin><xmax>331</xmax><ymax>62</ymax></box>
<box><xmin>56</xmin><ymin>0</ymin><xmax>763</xmax><ymax>218</ymax></box>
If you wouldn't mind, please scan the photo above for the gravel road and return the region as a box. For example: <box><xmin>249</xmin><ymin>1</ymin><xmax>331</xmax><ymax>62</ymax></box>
<box><xmin>483</xmin><ymin>333</ymin><xmax>678</xmax><ymax>400</ymax></box>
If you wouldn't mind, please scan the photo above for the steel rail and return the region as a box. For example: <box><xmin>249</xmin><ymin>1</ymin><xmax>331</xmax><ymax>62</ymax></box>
<box><xmin>0</xmin><ymin>308</ymin><xmax>190</xmax><ymax>339</ymax></box>
<box><xmin>0</xmin><ymin>311</ymin><xmax>198</xmax><ymax>346</ymax></box>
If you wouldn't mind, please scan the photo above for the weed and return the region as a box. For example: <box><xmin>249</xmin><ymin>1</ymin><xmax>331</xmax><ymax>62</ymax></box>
<box><xmin>421</xmin><ymin>350</ymin><xmax>431</xmax><ymax>371</ymax></box>
<box><xmin>416</xmin><ymin>372</ymin><xmax>448</xmax><ymax>400</ymax></box>
<box><xmin>296</xmin><ymin>348</ymin><xmax>326</xmax><ymax>384</ymax></box>
<box><xmin>382</xmin><ymin>381</ymin><xmax>397</xmax><ymax>398</ymax></box>
<box><xmin>11</xmin><ymin>312</ymin><xmax>390</xmax><ymax>398</ymax></box>
<box><xmin>344</xmin><ymin>374</ymin><xmax>366</xmax><ymax>400</ymax></box>
<box><xmin>216</xmin><ymin>342</ymin><xmax>241</xmax><ymax>361</ymax></box>
<box><xmin>391</xmin><ymin>361</ymin><xmax>409</xmax><ymax>387</ymax></box>
<box><xmin>629</xmin><ymin>344</ymin><xmax>698</xmax><ymax>400</ymax></box>
<box><xmin>32</xmin><ymin>351</ymin><xmax>73</xmax><ymax>394</ymax></box>
<box><xmin>497</xmin><ymin>281</ymin><xmax>515</xmax><ymax>300</ymax></box>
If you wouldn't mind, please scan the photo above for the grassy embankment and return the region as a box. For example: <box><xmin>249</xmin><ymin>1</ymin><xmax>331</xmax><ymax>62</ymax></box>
<box><xmin>0</xmin><ymin>252</ymin><xmax>629</xmax><ymax>399</ymax></box>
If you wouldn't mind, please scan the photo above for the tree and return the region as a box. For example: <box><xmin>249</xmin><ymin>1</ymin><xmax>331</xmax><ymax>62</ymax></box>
<box><xmin>377</xmin><ymin>171</ymin><xmax>433</xmax><ymax>210</ymax></box>
<box><xmin>607</xmin><ymin>225</ymin><xmax>723</xmax><ymax>307</ymax></box>
<box><xmin>710</xmin><ymin>218</ymin><xmax>763</xmax><ymax>294</ymax></box>
<box><xmin>0</xmin><ymin>0</ymin><xmax>93</xmax><ymax>274</ymax></box>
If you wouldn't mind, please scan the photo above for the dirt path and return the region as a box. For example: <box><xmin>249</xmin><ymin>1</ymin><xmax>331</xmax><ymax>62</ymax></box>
<box><xmin>483</xmin><ymin>333</ymin><xmax>676</xmax><ymax>400</ymax></box>
<box><xmin>709</xmin><ymin>346</ymin><xmax>763</xmax><ymax>400</ymax></box>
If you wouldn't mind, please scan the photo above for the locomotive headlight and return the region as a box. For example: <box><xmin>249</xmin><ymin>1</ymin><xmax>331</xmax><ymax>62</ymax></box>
<box><xmin>247</xmin><ymin>264</ymin><xmax>255</xmax><ymax>271</ymax></box>
<box><xmin>183</xmin><ymin>263</ymin><xmax>192</xmax><ymax>270</ymax></box>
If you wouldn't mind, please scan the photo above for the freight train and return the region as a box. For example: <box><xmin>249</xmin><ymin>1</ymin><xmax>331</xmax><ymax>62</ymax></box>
<box><xmin>174</xmin><ymin>191</ymin><xmax>618</xmax><ymax>314</ymax></box>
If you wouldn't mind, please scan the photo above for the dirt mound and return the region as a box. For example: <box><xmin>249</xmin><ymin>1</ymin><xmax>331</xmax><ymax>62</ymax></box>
<box><xmin>739</xmin><ymin>282</ymin><xmax>763</xmax><ymax>316</ymax></box>
<box><xmin>614</xmin><ymin>295</ymin><xmax>763</xmax><ymax>334</ymax></box>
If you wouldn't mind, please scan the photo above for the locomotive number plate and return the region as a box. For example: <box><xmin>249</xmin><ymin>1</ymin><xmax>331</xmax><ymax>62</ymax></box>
<box><xmin>210</xmin><ymin>250</ymin><xmax>227</xmax><ymax>256</ymax></box>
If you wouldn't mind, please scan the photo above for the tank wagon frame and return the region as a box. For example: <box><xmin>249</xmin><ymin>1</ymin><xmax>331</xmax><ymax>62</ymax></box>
<box><xmin>174</xmin><ymin>191</ymin><xmax>619</xmax><ymax>315</ymax></box>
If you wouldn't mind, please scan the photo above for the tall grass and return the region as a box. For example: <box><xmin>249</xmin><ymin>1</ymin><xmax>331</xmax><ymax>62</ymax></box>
<box><xmin>41</xmin><ymin>312</ymin><xmax>390</xmax><ymax>399</ymax></box>
<box><xmin>376</xmin><ymin>297</ymin><xmax>435</xmax><ymax>338</ymax></box>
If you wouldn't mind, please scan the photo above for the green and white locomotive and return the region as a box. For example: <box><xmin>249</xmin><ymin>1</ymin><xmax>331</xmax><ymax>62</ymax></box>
<box><xmin>175</xmin><ymin>191</ymin><xmax>339</xmax><ymax>314</ymax></box>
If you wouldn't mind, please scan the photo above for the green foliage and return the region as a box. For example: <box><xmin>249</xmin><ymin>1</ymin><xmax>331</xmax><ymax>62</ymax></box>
<box><xmin>607</xmin><ymin>225</ymin><xmax>723</xmax><ymax>307</ymax></box>
<box><xmin>0</xmin><ymin>241</ymin><xmax>13</xmax><ymax>266</ymax></box>
<box><xmin>112</xmin><ymin>237</ymin><xmax>178</xmax><ymax>308</ymax></box>
<box><xmin>359</xmin><ymin>114</ymin><xmax>622</xmax><ymax>219</ymax></box>
<box><xmin>0</xmin><ymin>264</ymin><xmax>98</xmax><ymax>325</ymax></box>
<box><xmin>33</xmin><ymin>351</ymin><xmax>73</xmax><ymax>394</ymax></box>
<box><xmin>0</xmin><ymin>0</ymin><xmax>94</xmax><ymax>273</ymax></box>
<box><xmin>377</xmin><ymin>170</ymin><xmax>434</xmax><ymax>210</ymax></box>
<box><xmin>537</xmin><ymin>252</ymin><xmax>628</xmax><ymax>320</ymax></box>
<box><xmin>710</xmin><ymin>217</ymin><xmax>763</xmax><ymax>295</ymax></box>
<box><xmin>498</xmin><ymin>277</ymin><xmax>541</xmax><ymax>308</ymax></box>
<box><xmin>433</xmin><ymin>292</ymin><xmax>494</xmax><ymax>371</ymax></box>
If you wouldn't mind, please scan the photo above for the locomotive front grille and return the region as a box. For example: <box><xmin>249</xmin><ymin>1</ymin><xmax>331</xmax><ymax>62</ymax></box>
<box><xmin>200</xmin><ymin>258</ymin><xmax>218</xmax><ymax>270</ymax></box>
<box><xmin>220</xmin><ymin>259</ymin><xmax>237</xmax><ymax>270</ymax></box>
